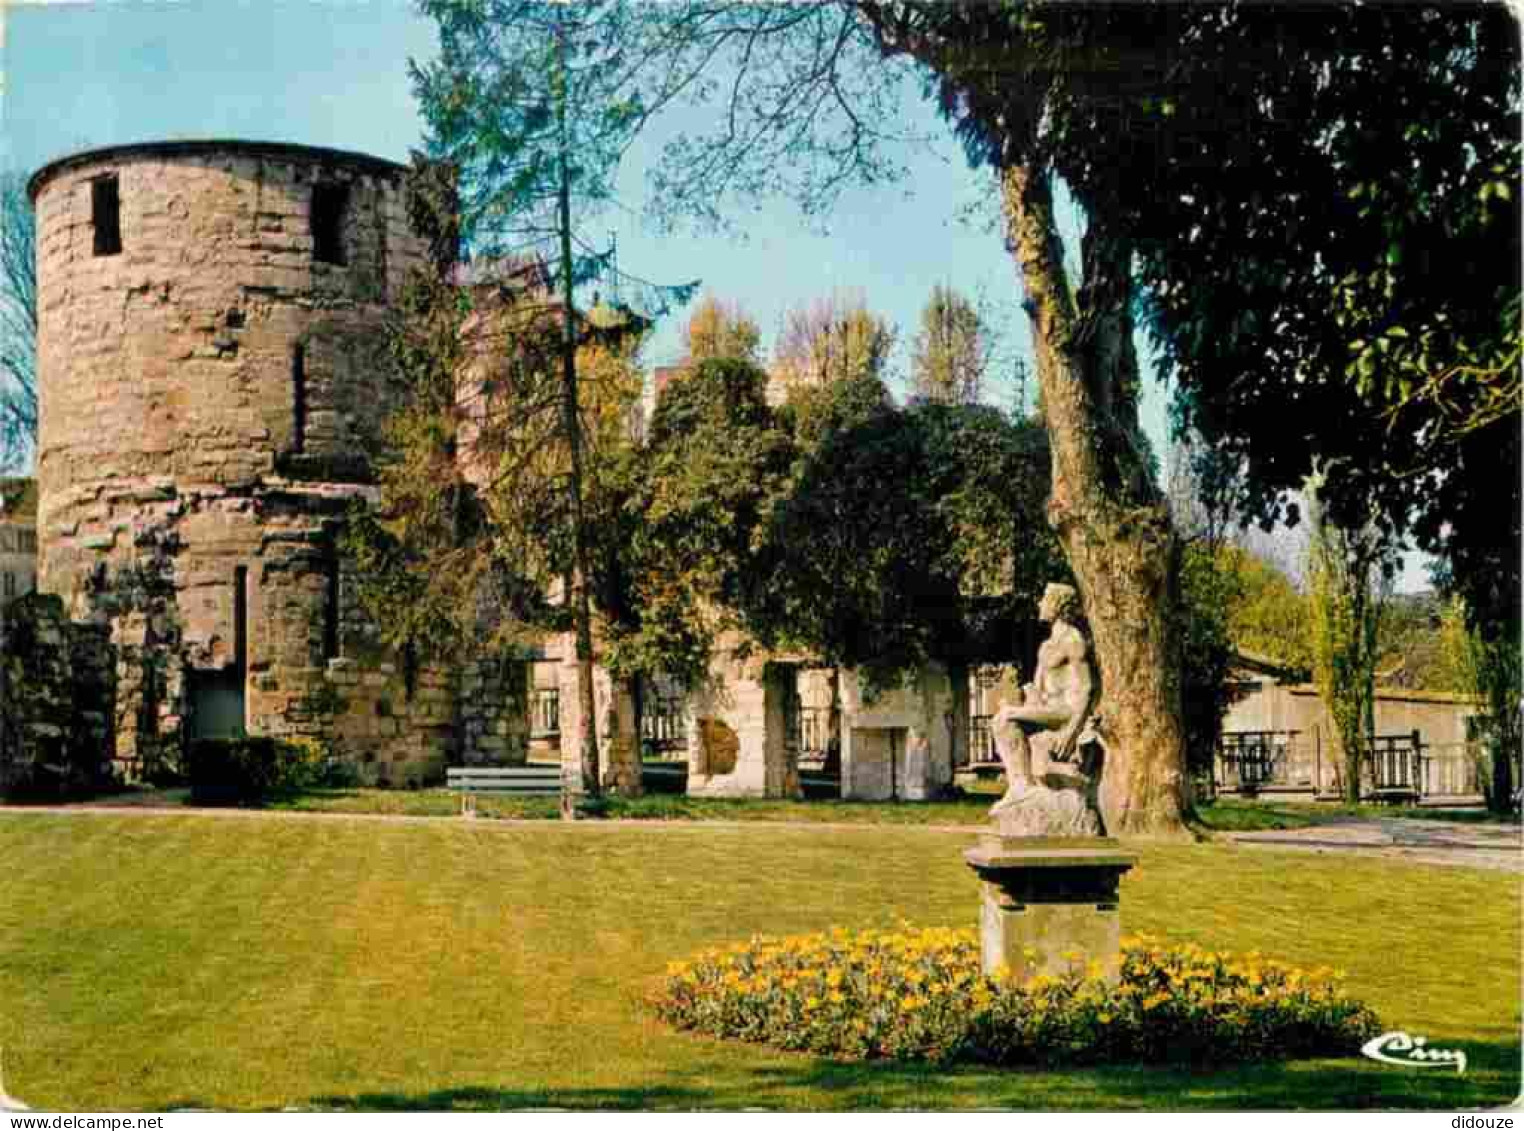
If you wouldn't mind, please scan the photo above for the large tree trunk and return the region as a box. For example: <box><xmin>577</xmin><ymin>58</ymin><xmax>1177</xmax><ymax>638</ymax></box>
<box><xmin>1002</xmin><ymin>165</ymin><xmax>1192</xmax><ymax>839</ymax></box>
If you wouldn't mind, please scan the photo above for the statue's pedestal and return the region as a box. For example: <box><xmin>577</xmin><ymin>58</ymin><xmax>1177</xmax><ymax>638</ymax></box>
<box><xmin>963</xmin><ymin>834</ymin><xmax>1136</xmax><ymax>983</ymax></box>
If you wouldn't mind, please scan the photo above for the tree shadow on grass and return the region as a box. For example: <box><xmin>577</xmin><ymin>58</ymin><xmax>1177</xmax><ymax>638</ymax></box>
<box><xmin>296</xmin><ymin>1036</ymin><xmax>1521</xmax><ymax>1112</ymax></box>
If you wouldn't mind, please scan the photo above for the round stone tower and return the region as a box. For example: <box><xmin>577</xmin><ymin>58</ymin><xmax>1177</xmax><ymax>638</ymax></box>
<box><xmin>27</xmin><ymin>140</ymin><xmax>452</xmax><ymax>781</ymax></box>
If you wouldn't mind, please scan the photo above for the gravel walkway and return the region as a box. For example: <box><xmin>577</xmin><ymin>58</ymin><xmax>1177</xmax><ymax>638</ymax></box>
<box><xmin>1225</xmin><ymin>816</ymin><xmax>1523</xmax><ymax>872</ymax></box>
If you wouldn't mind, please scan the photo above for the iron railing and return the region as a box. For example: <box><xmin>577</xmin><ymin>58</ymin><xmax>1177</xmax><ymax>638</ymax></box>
<box><xmin>969</xmin><ymin>714</ymin><xmax>999</xmax><ymax>765</ymax></box>
<box><xmin>530</xmin><ymin>688</ymin><xmax>559</xmax><ymax>738</ymax></box>
<box><xmin>641</xmin><ymin>695</ymin><xmax>685</xmax><ymax>756</ymax></box>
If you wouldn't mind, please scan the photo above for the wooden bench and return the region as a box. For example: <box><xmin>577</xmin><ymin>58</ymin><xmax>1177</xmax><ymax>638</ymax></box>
<box><xmin>446</xmin><ymin>765</ymin><xmax>561</xmax><ymax>815</ymax></box>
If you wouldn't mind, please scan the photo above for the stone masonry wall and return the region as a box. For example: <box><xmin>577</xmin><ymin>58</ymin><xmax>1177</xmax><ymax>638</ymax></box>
<box><xmin>0</xmin><ymin>592</ymin><xmax>115</xmax><ymax>796</ymax></box>
<box><xmin>29</xmin><ymin>142</ymin><xmax>455</xmax><ymax>781</ymax></box>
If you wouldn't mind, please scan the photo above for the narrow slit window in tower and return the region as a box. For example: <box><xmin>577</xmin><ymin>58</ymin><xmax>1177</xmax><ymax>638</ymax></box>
<box><xmin>292</xmin><ymin>344</ymin><xmax>307</xmax><ymax>453</ymax></box>
<box><xmin>234</xmin><ymin>566</ymin><xmax>248</xmax><ymax>676</ymax></box>
<box><xmin>92</xmin><ymin>175</ymin><xmax>121</xmax><ymax>257</ymax></box>
<box><xmin>310</xmin><ymin>183</ymin><xmax>349</xmax><ymax>265</ymax></box>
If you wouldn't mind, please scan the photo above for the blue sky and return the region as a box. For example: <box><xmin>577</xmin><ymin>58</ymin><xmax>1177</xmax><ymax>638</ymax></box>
<box><xmin>1</xmin><ymin>0</ymin><xmax>1164</xmax><ymax>432</ymax></box>
<box><xmin>0</xmin><ymin>0</ymin><xmax>1431</xmax><ymax>587</ymax></box>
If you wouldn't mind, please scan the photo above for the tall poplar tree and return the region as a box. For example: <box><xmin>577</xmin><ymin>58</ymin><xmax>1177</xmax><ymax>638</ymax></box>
<box><xmin>910</xmin><ymin>284</ymin><xmax>988</xmax><ymax>406</ymax></box>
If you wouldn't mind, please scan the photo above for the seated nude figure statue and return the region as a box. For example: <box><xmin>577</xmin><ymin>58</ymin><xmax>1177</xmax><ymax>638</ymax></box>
<box><xmin>990</xmin><ymin>582</ymin><xmax>1104</xmax><ymax>836</ymax></box>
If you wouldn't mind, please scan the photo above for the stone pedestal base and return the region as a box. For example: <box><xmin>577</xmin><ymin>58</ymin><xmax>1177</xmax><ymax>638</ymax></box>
<box><xmin>963</xmin><ymin>835</ymin><xmax>1136</xmax><ymax>983</ymax></box>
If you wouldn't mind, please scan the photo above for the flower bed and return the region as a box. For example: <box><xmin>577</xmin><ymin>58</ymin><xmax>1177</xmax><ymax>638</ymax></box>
<box><xmin>651</xmin><ymin>927</ymin><xmax>1381</xmax><ymax>1067</ymax></box>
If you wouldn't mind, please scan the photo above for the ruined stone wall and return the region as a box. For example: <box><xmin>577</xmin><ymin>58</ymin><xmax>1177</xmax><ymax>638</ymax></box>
<box><xmin>459</xmin><ymin>655</ymin><xmax>530</xmax><ymax>769</ymax></box>
<box><xmin>839</xmin><ymin>664</ymin><xmax>956</xmax><ymax>801</ymax></box>
<box><xmin>684</xmin><ymin>636</ymin><xmax>801</xmax><ymax>799</ymax></box>
<box><xmin>29</xmin><ymin>141</ymin><xmax>447</xmax><ymax>781</ymax></box>
<box><xmin>0</xmin><ymin>592</ymin><xmax>115</xmax><ymax>796</ymax></box>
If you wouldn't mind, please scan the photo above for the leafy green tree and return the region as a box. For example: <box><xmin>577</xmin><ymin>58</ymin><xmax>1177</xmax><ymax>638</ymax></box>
<box><xmin>681</xmin><ymin>294</ymin><xmax>763</xmax><ymax>367</ymax></box>
<box><xmin>1438</xmin><ymin>597</ymin><xmax>1519</xmax><ymax>814</ymax></box>
<box><xmin>411</xmin><ymin>0</ymin><xmax>697</xmax><ymax>806</ymax></box>
<box><xmin>1203</xmin><ymin>547</ymin><xmax>1311</xmax><ymax>677</ymax></box>
<box><xmin>754</xmin><ymin>378</ymin><xmax>1062</xmax><ymax>682</ymax></box>
<box><xmin>1133</xmin><ymin>3</ymin><xmax>1521</xmax><ymax>656</ymax></box>
<box><xmin>772</xmin><ymin>292</ymin><xmax>896</xmax><ymax>400</ymax></box>
<box><xmin>860</xmin><ymin>2</ymin><xmax>1516</xmax><ymax>834</ymax></box>
<box><xmin>629</xmin><ymin>360</ymin><xmax>1062</xmax><ymax>693</ymax></box>
<box><xmin>617</xmin><ymin>358</ymin><xmax>794</xmax><ymax>684</ymax></box>
<box><xmin>0</xmin><ymin>172</ymin><xmax>35</xmax><ymax>471</ymax></box>
<box><xmin>910</xmin><ymin>284</ymin><xmax>989</xmax><ymax>406</ymax></box>
<box><xmin>1372</xmin><ymin>592</ymin><xmax>1455</xmax><ymax>692</ymax></box>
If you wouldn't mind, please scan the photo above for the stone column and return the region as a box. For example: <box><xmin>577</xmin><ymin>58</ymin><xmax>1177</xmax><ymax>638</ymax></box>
<box><xmin>601</xmin><ymin>672</ymin><xmax>643</xmax><ymax>796</ymax></box>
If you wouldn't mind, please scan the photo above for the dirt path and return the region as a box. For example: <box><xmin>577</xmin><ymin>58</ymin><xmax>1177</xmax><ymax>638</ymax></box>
<box><xmin>1225</xmin><ymin>816</ymin><xmax>1523</xmax><ymax>872</ymax></box>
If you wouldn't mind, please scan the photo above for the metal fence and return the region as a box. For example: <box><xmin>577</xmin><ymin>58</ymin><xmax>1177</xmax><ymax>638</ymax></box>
<box><xmin>1214</xmin><ymin>728</ymin><xmax>1488</xmax><ymax>800</ymax></box>
<box><xmin>530</xmin><ymin>688</ymin><xmax>559</xmax><ymax>738</ymax></box>
<box><xmin>792</xmin><ymin>705</ymin><xmax>833</xmax><ymax>769</ymax></box>
<box><xmin>969</xmin><ymin>714</ymin><xmax>998</xmax><ymax>766</ymax></box>
<box><xmin>1217</xmin><ymin>730</ymin><xmax>1304</xmax><ymax>791</ymax></box>
<box><xmin>640</xmin><ymin>694</ymin><xmax>685</xmax><ymax>756</ymax></box>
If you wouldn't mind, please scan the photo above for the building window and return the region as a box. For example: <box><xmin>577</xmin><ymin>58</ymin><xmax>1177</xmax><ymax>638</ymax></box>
<box><xmin>292</xmin><ymin>344</ymin><xmax>307</xmax><ymax>453</ymax></box>
<box><xmin>92</xmin><ymin>175</ymin><xmax>122</xmax><ymax>256</ymax></box>
<box><xmin>310</xmin><ymin>183</ymin><xmax>349</xmax><ymax>265</ymax></box>
<box><xmin>234</xmin><ymin>566</ymin><xmax>248</xmax><ymax>674</ymax></box>
<box><xmin>2</xmin><ymin>572</ymin><xmax>13</xmax><ymax>598</ymax></box>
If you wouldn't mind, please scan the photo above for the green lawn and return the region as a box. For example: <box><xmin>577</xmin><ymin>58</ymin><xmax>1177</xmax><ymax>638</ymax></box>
<box><xmin>52</xmin><ymin>784</ymin><xmax>1513</xmax><ymax>836</ymax></box>
<box><xmin>0</xmin><ymin>813</ymin><xmax>1517</xmax><ymax>1111</ymax></box>
<box><xmin>35</xmin><ymin>783</ymin><xmax>1011</xmax><ymax>826</ymax></box>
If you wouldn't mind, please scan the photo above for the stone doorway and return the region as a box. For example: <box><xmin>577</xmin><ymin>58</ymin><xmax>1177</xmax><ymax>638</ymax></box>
<box><xmin>843</xmin><ymin>725</ymin><xmax>907</xmax><ymax>801</ymax></box>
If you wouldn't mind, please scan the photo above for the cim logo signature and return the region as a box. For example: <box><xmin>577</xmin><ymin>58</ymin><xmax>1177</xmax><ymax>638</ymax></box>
<box><xmin>1361</xmin><ymin>1030</ymin><xmax>1467</xmax><ymax>1074</ymax></box>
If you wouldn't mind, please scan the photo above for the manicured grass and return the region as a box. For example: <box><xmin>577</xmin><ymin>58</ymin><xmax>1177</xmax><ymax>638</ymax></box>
<box><xmin>17</xmin><ymin>781</ymin><xmax>1513</xmax><ymax>839</ymax></box>
<box><xmin>31</xmin><ymin>783</ymin><xmax>1002</xmax><ymax>826</ymax></box>
<box><xmin>274</xmin><ymin>788</ymin><xmax>1001</xmax><ymax>826</ymax></box>
<box><xmin>0</xmin><ymin>813</ymin><xmax>1517</xmax><ymax>1111</ymax></box>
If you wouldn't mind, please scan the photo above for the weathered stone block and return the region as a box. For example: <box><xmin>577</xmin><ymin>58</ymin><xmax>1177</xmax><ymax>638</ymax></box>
<box><xmin>963</xmin><ymin>835</ymin><xmax>1136</xmax><ymax>983</ymax></box>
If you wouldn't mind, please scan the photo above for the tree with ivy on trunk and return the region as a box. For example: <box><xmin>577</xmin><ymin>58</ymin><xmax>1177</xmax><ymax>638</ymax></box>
<box><xmin>411</xmin><ymin>0</ymin><xmax>697</xmax><ymax>812</ymax></box>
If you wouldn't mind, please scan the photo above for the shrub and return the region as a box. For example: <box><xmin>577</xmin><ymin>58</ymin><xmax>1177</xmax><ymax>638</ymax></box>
<box><xmin>185</xmin><ymin>736</ymin><xmax>350</xmax><ymax>804</ymax></box>
<box><xmin>650</xmin><ymin>927</ymin><xmax>1380</xmax><ymax>1068</ymax></box>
